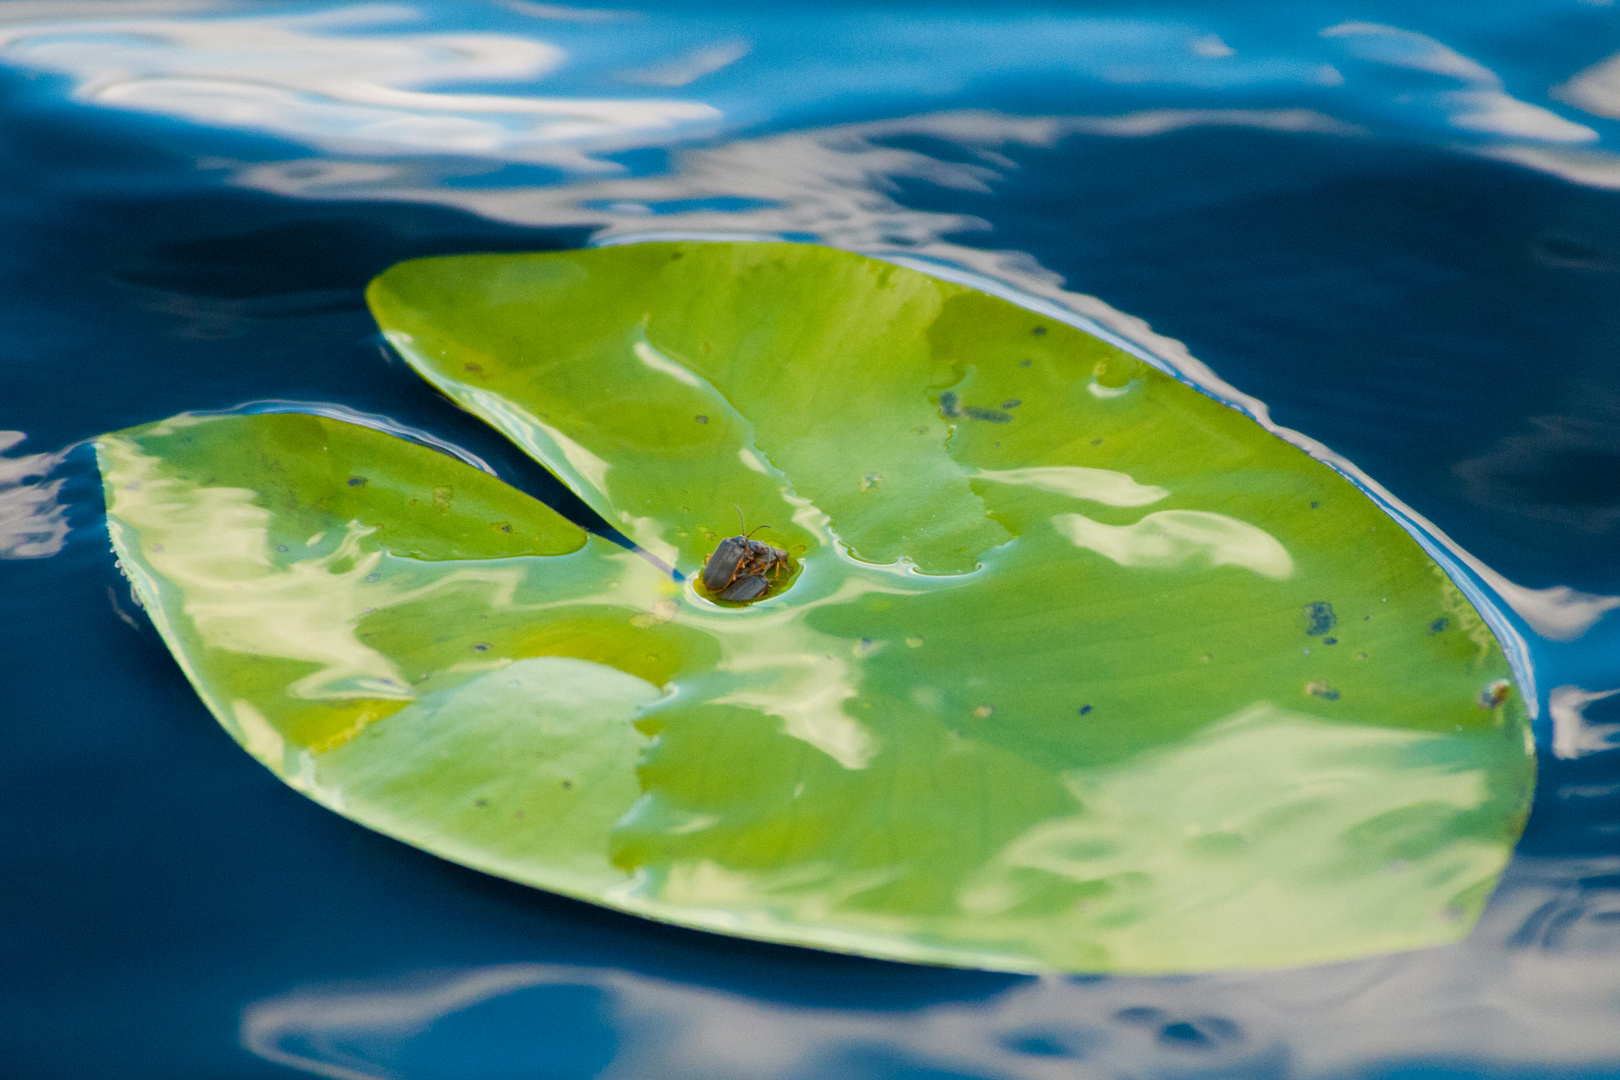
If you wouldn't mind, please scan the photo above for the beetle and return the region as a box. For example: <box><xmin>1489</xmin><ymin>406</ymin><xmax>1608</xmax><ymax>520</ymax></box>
<box><xmin>701</xmin><ymin>510</ymin><xmax>790</xmax><ymax>602</ymax></box>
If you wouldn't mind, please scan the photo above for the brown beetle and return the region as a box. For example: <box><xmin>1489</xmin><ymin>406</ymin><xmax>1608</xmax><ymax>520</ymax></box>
<box><xmin>701</xmin><ymin>510</ymin><xmax>790</xmax><ymax>603</ymax></box>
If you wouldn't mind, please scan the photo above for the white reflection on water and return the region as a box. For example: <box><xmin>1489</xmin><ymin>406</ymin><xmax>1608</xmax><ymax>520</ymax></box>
<box><xmin>0</xmin><ymin>4</ymin><xmax>720</xmax><ymax>169</ymax></box>
<box><xmin>0</xmin><ymin>3</ymin><xmax>1609</xmax><ymax>177</ymax></box>
<box><xmin>1558</xmin><ymin>48</ymin><xmax>1620</xmax><ymax>121</ymax></box>
<box><xmin>1322</xmin><ymin>22</ymin><xmax>1597</xmax><ymax>143</ymax></box>
<box><xmin>1550</xmin><ymin>684</ymin><xmax>1620</xmax><ymax>760</ymax></box>
<box><xmin>242</xmin><ymin>857</ymin><xmax>1620</xmax><ymax>1080</ymax></box>
<box><xmin>618</xmin><ymin>38</ymin><xmax>750</xmax><ymax>88</ymax></box>
<box><xmin>0</xmin><ymin>430</ymin><xmax>68</xmax><ymax>559</ymax></box>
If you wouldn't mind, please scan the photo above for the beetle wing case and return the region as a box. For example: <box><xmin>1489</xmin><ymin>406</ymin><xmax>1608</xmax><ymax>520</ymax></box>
<box><xmin>718</xmin><ymin>574</ymin><xmax>769</xmax><ymax>602</ymax></box>
<box><xmin>701</xmin><ymin>536</ymin><xmax>749</xmax><ymax>592</ymax></box>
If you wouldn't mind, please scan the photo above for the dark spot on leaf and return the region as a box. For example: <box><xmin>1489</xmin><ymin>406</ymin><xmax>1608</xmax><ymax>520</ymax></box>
<box><xmin>1079</xmin><ymin>704</ymin><xmax>1092</xmax><ymax>715</ymax></box>
<box><xmin>492</xmin><ymin>521</ymin><xmax>512</xmax><ymax>533</ymax></box>
<box><xmin>561</xmin><ymin>779</ymin><xmax>573</xmax><ymax>789</ymax></box>
<box><xmin>694</xmin><ymin>414</ymin><xmax>709</xmax><ymax>424</ymax></box>
<box><xmin>964</xmin><ymin>406</ymin><xmax>1011</xmax><ymax>423</ymax></box>
<box><xmin>1323</xmin><ymin>637</ymin><xmax>1337</xmax><ymax>645</ymax></box>
<box><xmin>464</xmin><ymin>362</ymin><xmax>482</xmax><ymax>373</ymax></box>
<box><xmin>1031</xmin><ymin>326</ymin><xmax>1047</xmax><ymax>336</ymax></box>
<box><xmin>1303</xmin><ymin>601</ymin><xmax>1336</xmax><ymax>636</ymax></box>
<box><xmin>474</xmin><ymin>798</ymin><xmax>488</xmax><ymax>808</ymax></box>
<box><xmin>1310</xmin><ymin>500</ymin><xmax>1319</xmax><ymax>508</ymax></box>
<box><xmin>472</xmin><ymin>643</ymin><xmax>489</xmax><ymax>652</ymax></box>
<box><xmin>276</xmin><ymin>544</ymin><xmax>289</xmax><ymax>552</ymax></box>
<box><xmin>938</xmin><ymin>391</ymin><xmax>961</xmax><ymax>417</ymax></box>
<box><xmin>1307</xmin><ymin>679</ymin><xmax>1340</xmax><ymax>701</ymax></box>
<box><xmin>1002</xmin><ymin>398</ymin><xmax>1022</xmax><ymax>408</ymax></box>
<box><xmin>1090</xmin><ymin>438</ymin><xmax>1102</xmax><ymax>445</ymax></box>
<box><xmin>347</xmin><ymin>476</ymin><xmax>366</xmax><ymax>487</ymax></box>
<box><xmin>1430</xmin><ymin>617</ymin><xmax>1451</xmax><ymax>634</ymax></box>
<box><xmin>1019</xmin><ymin>359</ymin><xmax>1032</xmax><ymax>367</ymax></box>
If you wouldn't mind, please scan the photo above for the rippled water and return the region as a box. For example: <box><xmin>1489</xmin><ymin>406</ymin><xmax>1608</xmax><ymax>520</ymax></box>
<box><xmin>2</xmin><ymin>2</ymin><xmax>1618</xmax><ymax>1077</ymax></box>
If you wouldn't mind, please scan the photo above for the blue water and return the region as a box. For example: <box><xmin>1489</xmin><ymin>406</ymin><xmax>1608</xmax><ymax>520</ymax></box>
<box><xmin>3</xmin><ymin>2</ymin><xmax>1619</xmax><ymax>1077</ymax></box>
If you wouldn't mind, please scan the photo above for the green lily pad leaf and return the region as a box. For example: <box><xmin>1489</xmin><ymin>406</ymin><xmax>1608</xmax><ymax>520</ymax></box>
<box><xmin>101</xmin><ymin>243</ymin><xmax>1534</xmax><ymax>974</ymax></box>
<box><xmin>98</xmin><ymin>411</ymin><xmax>705</xmax><ymax>888</ymax></box>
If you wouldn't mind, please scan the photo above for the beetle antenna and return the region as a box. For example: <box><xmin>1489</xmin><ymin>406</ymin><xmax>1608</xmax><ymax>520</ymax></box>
<box><xmin>735</xmin><ymin>505</ymin><xmax>770</xmax><ymax>538</ymax></box>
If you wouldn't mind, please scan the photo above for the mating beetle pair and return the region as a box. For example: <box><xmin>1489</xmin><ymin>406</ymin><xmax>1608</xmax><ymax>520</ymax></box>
<box><xmin>700</xmin><ymin>511</ymin><xmax>791</xmax><ymax>603</ymax></box>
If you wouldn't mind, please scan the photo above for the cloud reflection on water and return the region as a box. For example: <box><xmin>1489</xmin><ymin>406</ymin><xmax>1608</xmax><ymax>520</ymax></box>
<box><xmin>0</xmin><ymin>2</ymin><xmax>1609</xmax><ymax>175</ymax></box>
<box><xmin>0</xmin><ymin>4</ymin><xmax>720</xmax><ymax>170</ymax></box>
<box><xmin>0</xmin><ymin>431</ymin><xmax>68</xmax><ymax>559</ymax></box>
<box><xmin>242</xmin><ymin>855</ymin><xmax>1620</xmax><ymax>1080</ymax></box>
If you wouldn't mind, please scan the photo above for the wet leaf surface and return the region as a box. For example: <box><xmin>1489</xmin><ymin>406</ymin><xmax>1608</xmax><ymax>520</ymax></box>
<box><xmin>98</xmin><ymin>242</ymin><xmax>1534</xmax><ymax>972</ymax></box>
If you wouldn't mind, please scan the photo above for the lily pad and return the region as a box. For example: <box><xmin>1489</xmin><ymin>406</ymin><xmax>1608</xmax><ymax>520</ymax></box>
<box><xmin>98</xmin><ymin>241</ymin><xmax>1534</xmax><ymax>973</ymax></box>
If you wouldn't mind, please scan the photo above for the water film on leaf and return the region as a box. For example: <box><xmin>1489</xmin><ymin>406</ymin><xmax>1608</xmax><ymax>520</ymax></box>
<box><xmin>97</xmin><ymin>242</ymin><xmax>1534</xmax><ymax>972</ymax></box>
